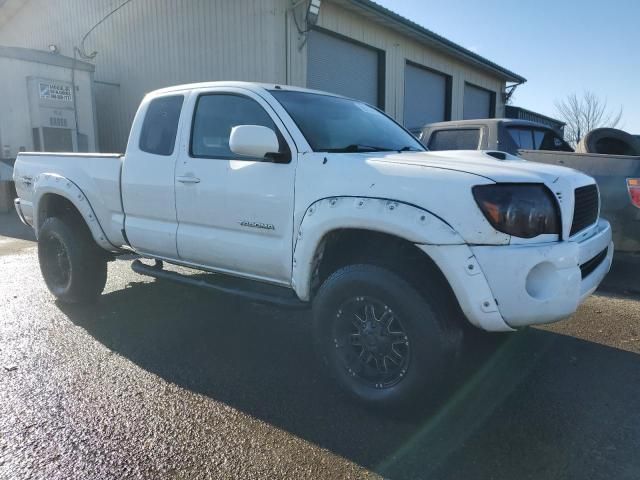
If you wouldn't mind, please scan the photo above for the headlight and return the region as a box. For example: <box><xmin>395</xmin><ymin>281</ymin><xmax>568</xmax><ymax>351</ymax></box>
<box><xmin>472</xmin><ymin>184</ymin><xmax>560</xmax><ymax>238</ymax></box>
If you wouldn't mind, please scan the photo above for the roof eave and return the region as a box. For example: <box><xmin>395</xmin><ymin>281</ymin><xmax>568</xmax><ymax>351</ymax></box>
<box><xmin>346</xmin><ymin>0</ymin><xmax>526</xmax><ymax>84</ymax></box>
<box><xmin>0</xmin><ymin>45</ymin><xmax>95</xmax><ymax>71</ymax></box>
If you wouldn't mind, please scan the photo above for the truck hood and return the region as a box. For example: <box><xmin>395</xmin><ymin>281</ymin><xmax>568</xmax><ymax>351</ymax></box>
<box><xmin>295</xmin><ymin>149</ymin><xmax>598</xmax><ymax>245</ymax></box>
<box><xmin>372</xmin><ymin>150</ymin><xmax>591</xmax><ymax>187</ymax></box>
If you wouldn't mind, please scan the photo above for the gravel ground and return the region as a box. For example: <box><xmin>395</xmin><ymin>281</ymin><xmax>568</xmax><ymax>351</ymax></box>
<box><xmin>1</xmin><ymin>212</ymin><xmax>639</xmax><ymax>480</ymax></box>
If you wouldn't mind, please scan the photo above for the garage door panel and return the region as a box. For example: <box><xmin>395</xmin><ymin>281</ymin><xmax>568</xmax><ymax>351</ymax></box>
<box><xmin>464</xmin><ymin>83</ymin><xmax>495</xmax><ymax>120</ymax></box>
<box><xmin>404</xmin><ymin>63</ymin><xmax>449</xmax><ymax>130</ymax></box>
<box><xmin>307</xmin><ymin>29</ymin><xmax>380</xmax><ymax>107</ymax></box>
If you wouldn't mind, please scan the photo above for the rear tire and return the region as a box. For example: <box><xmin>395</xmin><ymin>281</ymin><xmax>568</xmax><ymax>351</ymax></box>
<box><xmin>312</xmin><ymin>264</ymin><xmax>461</xmax><ymax>409</ymax></box>
<box><xmin>38</xmin><ymin>216</ymin><xmax>107</xmax><ymax>304</ymax></box>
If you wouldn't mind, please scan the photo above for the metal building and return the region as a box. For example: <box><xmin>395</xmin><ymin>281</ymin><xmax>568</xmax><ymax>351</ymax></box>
<box><xmin>0</xmin><ymin>45</ymin><xmax>97</xmax><ymax>211</ymax></box>
<box><xmin>505</xmin><ymin>105</ymin><xmax>565</xmax><ymax>136</ymax></box>
<box><xmin>0</xmin><ymin>0</ymin><xmax>525</xmax><ymax>153</ymax></box>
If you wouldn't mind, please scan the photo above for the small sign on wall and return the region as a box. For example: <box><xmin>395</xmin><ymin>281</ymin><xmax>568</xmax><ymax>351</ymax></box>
<box><xmin>38</xmin><ymin>82</ymin><xmax>73</xmax><ymax>102</ymax></box>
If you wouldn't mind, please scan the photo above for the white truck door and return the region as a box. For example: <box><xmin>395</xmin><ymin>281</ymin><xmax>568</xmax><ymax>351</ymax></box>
<box><xmin>174</xmin><ymin>88</ymin><xmax>297</xmax><ymax>285</ymax></box>
<box><xmin>121</xmin><ymin>94</ymin><xmax>185</xmax><ymax>258</ymax></box>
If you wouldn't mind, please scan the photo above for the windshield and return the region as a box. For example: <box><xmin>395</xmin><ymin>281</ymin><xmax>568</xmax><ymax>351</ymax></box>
<box><xmin>270</xmin><ymin>90</ymin><xmax>425</xmax><ymax>153</ymax></box>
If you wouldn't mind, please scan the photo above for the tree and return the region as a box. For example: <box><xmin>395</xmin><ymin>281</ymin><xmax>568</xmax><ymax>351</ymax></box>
<box><xmin>554</xmin><ymin>92</ymin><xmax>623</xmax><ymax>147</ymax></box>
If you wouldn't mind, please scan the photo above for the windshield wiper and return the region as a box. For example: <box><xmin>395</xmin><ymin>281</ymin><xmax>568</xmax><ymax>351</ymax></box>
<box><xmin>322</xmin><ymin>144</ymin><xmax>394</xmax><ymax>153</ymax></box>
<box><xmin>398</xmin><ymin>146</ymin><xmax>422</xmax><ymax>152</ymax></box>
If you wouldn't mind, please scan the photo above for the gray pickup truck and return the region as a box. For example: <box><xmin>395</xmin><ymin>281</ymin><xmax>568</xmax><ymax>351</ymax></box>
<box><xmin>419</xmin><ymin>119</ymin><xmax>640</xmax><ymax>254</ymax></box>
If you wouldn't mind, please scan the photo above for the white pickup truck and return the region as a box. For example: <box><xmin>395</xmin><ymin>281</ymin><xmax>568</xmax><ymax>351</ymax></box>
<box><xmin>13</xmin><ymin>82</ymin><xmax>613</xmax><ymax>408</ymax></box>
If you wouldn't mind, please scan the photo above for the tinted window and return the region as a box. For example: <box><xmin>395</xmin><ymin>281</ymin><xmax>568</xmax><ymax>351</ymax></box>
<box><xmin>270</xmin><ymin>90</ymin><xmax>423</xmax><ymax>153</ymax></box>
<box><xmin>191</xmin><ymin>94</ymin><xmax>277</xmax><ymax>159</ymax></box>
<box><xmin>533</xmin><ymin>129</ymin><xmax>573</xmax><ymax>152</ymax></box>
<box><xmin>139</xmin><ymin>95</ymin><xmax>184</xmax><ymax>155</ymax></box>
<box><xmin>507</xmin><ymin>127</ymin><xmax>534</xmax><ymax>150</ymax></box>
<box><xmin>427</xmin><ymin>129</ymin><xmax>480</xmax><ymax>151</ymax></box>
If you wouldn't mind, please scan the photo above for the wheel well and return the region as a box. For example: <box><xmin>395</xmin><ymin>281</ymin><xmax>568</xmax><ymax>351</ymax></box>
<box><xmin>312</xmin><ymin>229</ymin><xmax>457</xmax><ymax>307</ymax></box>
<box><xmin>38</xmin><ymin>194</ymin><xmax>86</xmax><ymax>231</ymax></box>
<box><xmin>37</xmin><ymin>193</ymin><xmax>114</xmax><ymax>262</ymax></box>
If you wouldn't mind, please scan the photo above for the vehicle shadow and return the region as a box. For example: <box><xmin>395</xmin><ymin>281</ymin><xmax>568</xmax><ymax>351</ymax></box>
<box><xmin>599</xmin><ymin>252</ymin><xmax>640</xmax><ymax>296</ymax></box>
<box><xmin>0</xmin><ymin>211</ymin><xmax>36</xmax><ymax>241</ymax></box>
<box><xmin>58</xmin><ymin>273</ymin><xmax>640</xmax><ymax>479</ymax></box>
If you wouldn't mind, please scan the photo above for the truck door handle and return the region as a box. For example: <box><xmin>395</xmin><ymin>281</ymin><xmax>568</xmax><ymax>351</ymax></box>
<box><xmin>176</xmin><ymin>176</ymin><xmax>201</xmax><ymax>184</ymax></box>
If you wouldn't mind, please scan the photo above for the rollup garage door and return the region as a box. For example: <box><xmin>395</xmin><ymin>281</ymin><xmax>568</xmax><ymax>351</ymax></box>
<box><xmin>307</xmin><ymin>29</ymin><xmax>381</xmax><ymax>107</ymax></box>
<box><xmin>403</xmin><ymin>62</ymin><xmax>451</xmax><ymax>131</ymax></box>
<box><xmin>463</xmin><ymin>83</ymin><xmax>496</xmax><ymax>119</ymax></box>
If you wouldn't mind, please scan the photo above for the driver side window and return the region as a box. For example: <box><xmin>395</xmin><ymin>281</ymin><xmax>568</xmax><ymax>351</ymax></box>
<box><xmin>190</xmin><ymin>94</ymin><xmax>281</xmax><ymax>159</ymax></box>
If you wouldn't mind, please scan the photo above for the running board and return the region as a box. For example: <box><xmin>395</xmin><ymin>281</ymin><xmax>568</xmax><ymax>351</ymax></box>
<box><xmin>131</xmin><ymin>259</ymin><xmax>308</xmax><ymax>310</ymax></box>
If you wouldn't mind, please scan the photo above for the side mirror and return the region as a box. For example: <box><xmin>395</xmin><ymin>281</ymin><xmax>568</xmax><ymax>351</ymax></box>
<box><xmin>229</xmin><ymin>125</ymin><xmax>280</xmax><ymax>159</ymax></box>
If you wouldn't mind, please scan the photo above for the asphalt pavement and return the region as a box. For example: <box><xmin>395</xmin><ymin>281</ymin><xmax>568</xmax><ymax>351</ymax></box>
<box><xmin>1</xmin><ymin>211</ymin><xmax>639</xmax><ymax>480</ymax></box>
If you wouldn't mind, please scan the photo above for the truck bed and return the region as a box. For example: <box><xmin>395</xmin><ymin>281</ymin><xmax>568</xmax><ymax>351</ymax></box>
<box><xmin>13</xmin><ymin>152</ymin><xmax>126</xmax><ymax>247</ymax></box>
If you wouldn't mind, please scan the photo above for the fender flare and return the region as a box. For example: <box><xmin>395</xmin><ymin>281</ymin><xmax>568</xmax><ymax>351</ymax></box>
<box><xmin>32</xmin><ymin>173</ymin><xmax>118</xmax><ymax>252</ymax></box>
<box><xmin>291</xmin><ymin>196</ymin><xmax>464</xmax><ymax>301</ymax></box>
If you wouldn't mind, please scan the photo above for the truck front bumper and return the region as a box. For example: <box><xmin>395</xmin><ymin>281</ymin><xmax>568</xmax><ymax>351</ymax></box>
<box><xmin>419</xmin><ymin>219</ymin><xmax>613</xmax><ymax>332</ymax></box>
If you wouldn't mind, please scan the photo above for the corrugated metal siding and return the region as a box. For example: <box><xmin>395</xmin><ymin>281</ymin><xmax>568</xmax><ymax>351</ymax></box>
<box><xmin>0</xmin><ymin>56</ymin><xmax>95</xmax><ymax>157</ymax></box>
<box><xmin>463</xmin><ymin>83</ymin><xmax>493</xmax><ymax>119</ymax></box>
<box><xmin>307</xmin><ymin>28</ymin><xmax>380</xmax><ymax>106</ymax></box>
<box><xmin>0</xmin><ymin>0</ymin><xmax>507</xmax><ymax>150</ymax></box>
<box><xmin>294</xmin><ymin>2</ymin><xmax>505</xmax><ymax>122</ymax></box>
<box><xmin>0</xmin><ymin>0</ymin><xmax>286</xmax><ymax>151</ymax></box>
<box><xmin>403</xmin><ymin>62</ymin><xmax>449</xmax><ymax>129</ymax></box>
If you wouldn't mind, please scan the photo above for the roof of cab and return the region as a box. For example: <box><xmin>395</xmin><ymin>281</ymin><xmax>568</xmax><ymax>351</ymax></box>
<box><xmin>147</xmin><ymin>81</ymin><xmax>344</xmax><ymax>99</ymax></box>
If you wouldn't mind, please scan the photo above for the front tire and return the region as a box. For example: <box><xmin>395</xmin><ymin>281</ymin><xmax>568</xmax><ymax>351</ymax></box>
<box><xmin>38</xmin><ymin>216</ymin><xmax>107</xmax><ymax>304</ymax></box>
<box><xmin>312</xmin><ymin>264</ymin><xmax>459</xmax><ymax>409</ymax></box>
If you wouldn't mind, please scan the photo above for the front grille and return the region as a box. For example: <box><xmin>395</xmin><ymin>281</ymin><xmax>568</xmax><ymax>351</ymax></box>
<box><xmin>570</xmin><ymin>184</ymin><xmax>599</xmax><ymax>236</ymax></box>
<box><xmin>580</xmin><ymin>247</ymin><xmax>608</xmax><ymax>279</ymax></box>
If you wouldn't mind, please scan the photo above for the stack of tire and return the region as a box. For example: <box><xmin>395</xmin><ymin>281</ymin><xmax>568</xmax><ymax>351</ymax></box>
<box><xmin>576</xmin><ymin>128</ymin><xmax>640</xmax><ymax>156</ymax></box>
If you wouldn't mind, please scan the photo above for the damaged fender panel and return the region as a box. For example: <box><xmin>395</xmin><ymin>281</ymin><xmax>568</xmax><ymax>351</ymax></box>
<box><xmin>32</xmin><ymin>173</ymin><xmax>118</xmax><ymax>252</ymax></box>
<box><xmin>418</xmin><ymin>244</ymin><xmax>514</xmax><ymax>332</ymax></box>
<box><xmin>291</xmin><ymin>197</ymin><xmax>465</xmax><ymax>301</ymax></box>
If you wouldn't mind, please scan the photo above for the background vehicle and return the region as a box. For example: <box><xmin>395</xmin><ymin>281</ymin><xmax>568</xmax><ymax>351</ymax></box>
<box><xmin>419</xmin><ymin>119</ymin><xmax>640</xmax><ymax>253</ymax></box>
<box><xmin>13</xmin><ymin>82</ymin><xmax>613</xmax><ymax>409</ymax></box>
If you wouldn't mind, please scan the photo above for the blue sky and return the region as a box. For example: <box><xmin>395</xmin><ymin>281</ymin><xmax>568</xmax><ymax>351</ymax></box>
<box><xmin>376</xmin><ymin>0</ymin><xmax>640</xmax><ymax>133</ymax></box>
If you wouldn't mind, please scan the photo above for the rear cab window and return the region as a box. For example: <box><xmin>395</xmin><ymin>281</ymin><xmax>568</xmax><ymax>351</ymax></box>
<box><xmin>427</xmin><ymin>128</ymin><xmax>481</xmax><ymax>151</ymax></box>
<box><xmin>139</xmin><ymin>95</ymin><xmax>184</xmax><ymax>155</ymax></box>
